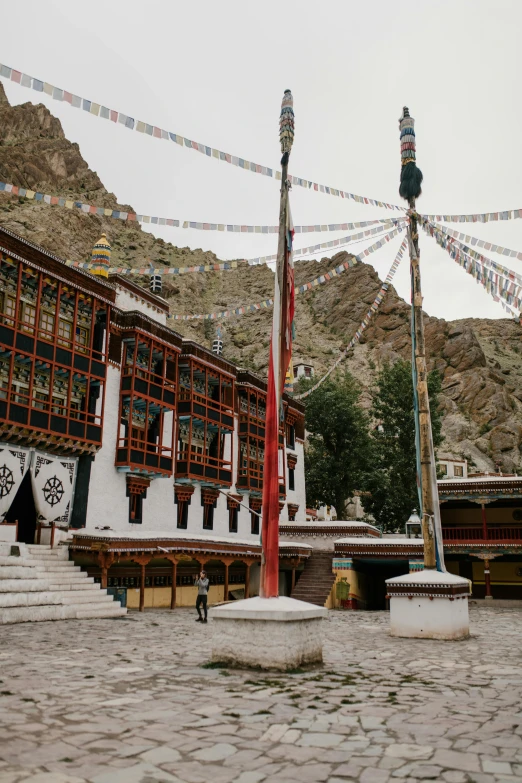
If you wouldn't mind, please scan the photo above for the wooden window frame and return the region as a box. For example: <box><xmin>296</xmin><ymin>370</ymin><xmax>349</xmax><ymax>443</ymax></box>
<box><xmin>115</xmin><ymin>331</ymin><xmax>178</xmax><ymax>477</ymax></box>
<box><xmin>0</xmin><ymin>255</ymin><xmax>110</xmax><ymax>450</ymax></box>
<box><xmin>174</xmin><ymin>485</ymin><xmax>195</xmax><ymax>530</ymax></box>
<box><xmin>176</xmin><ymin>357</ymin><xmax>234</xmax><ymax>487</ymax></box>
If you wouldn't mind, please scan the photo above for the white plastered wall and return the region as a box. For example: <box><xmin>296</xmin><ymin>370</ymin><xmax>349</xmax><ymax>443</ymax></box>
<box><xmin>283</xmin><ymin>439</ymin><xmax>306</xmax><ymax>521</ymax></box>
<box><xmin>87</xmin><ymin>364</ymin><xmax>176</xmax><ymax>532</ymax></box>
<box><xmin>87</xmin><ymin>374</ymin><xmax>261</xmax><ymax>541</ymax></box>
<box><xmin>115</xmin><ymin>286</ymin><xmax>168</xmax><ymax>326</ymax></box>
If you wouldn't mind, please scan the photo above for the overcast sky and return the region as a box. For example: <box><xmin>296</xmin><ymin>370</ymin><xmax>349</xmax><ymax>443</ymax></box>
<box><xmin>3</xmin><ymin>0</ymin><xmax>522</xmax><ymax>322</ymax></box>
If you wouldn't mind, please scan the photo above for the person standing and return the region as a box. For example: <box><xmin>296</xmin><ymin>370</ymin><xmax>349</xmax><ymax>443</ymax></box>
<box><xmin>194</xmin><ymin>570</ymin><xmax>209</xmax><ymax>623</ymax></box>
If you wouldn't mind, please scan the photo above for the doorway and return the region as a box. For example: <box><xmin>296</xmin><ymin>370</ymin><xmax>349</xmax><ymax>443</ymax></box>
<box><xmin>5</xmin><ymin>472</ymin><xmax>37</xmax><ymax>544</ymax></box>
<box><xmin>354</xmin><ymin>559</ymin><xmax>410</xmax><ymax>610</ymax></box>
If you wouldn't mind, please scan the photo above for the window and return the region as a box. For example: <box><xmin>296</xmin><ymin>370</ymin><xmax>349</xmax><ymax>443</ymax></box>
<box><xmin>129</xmin><ymin>493</ymin><xmax>143</xmax><ymax>524</ymax></box>
<box><xmin>39</xmin><ymin>310</ymin><xmax>55</xmax><ymax>340</ymax></box>
<box><xmin>203</xmin><ymin>503</ymin><xmax>214</xmax><ymax>530</ymax></box>
<box><xmin>229</xmin><ymin>505</ymin><xmax>238</xmax><ymax>533</ymax></box>
<box><xmin>52</xmin><ymin>396</ymin><xmax>64</xmax><ymax>415</ymax></box>
<box><xmin>176</xmin><ymin>499</ymin><xmax>190</xmax><ymax>529</ymax></box>
<box><xmin>439</xmin><ymin>463</ymin><xmax>447</xmax><ymax>475</ymax></box>
<box><xmin>3</xmin><ymin>295</ymin><xmax>17</xmax><ymax>325</ymax></box>
<box><xmin>454</xmin><ymin>465</ymin><xmax>464</xmax><ymax>477</ymax></box>
<box><xmin>21</xmin><ymin>303</ymin><xmax>36</xmax><ymax>333</ymax></box>
<box><xmin>251</xmin><ymin>507</ymin><xmax>260</xmax><ymax>535</ymax></box>
<box><xmin>289</xmin><ymin>468</ymin><xmax>295</xmax><ymax>492</ymax></box>
<box><xmin>58</xmin><ymin>319</ymin><xmax>73</xmax><ymax>346</ymax></box>
<box><xmin>131</xmin><ymin>427</ymin><xmax>145</xmax><ymax>449</ymax></box>
<box><xmin>287</xmin><ymin>424</ymin><xmax>295</xmax><ymax>449</ymax></box>
<box><xmin>75</xmin><ymin>325</ymin><xmax>89</xmax><ymax>353</ymax></box>
<box><xmin>33</xmin><ymin>391</ymin><xmax>49</xmax><ymax>410</ymax></box>
<box><xmin>304</xmin><ymin>366</ymin><xmax>312</xmax><ymax>378</ymax></box>
<box><xmin>289</xmin><ymin>512</ymin><xmax>296</xmax><ymax>522</ymax></box>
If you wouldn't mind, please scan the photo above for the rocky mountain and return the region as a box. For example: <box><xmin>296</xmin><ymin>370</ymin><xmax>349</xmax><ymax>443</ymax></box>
<box><xmin>1</xmin><ymin>81</ymin><xmax>521</xmax><ymax>473</ymax></box>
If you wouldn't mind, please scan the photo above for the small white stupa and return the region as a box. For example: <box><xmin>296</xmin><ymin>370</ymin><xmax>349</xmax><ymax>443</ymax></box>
<box><xmin>386</xmin><ymin>509</ymin><xmax>470</xmax><ymax>640</ymax></box>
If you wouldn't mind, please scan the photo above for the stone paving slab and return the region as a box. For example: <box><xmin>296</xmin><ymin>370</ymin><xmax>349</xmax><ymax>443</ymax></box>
<box><xmin>1</xmin><ymin>607</ymin><xmax>522</xmax><ymax>782</ymax></box>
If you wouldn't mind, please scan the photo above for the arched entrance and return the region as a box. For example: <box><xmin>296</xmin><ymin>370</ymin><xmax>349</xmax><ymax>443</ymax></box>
<box><xmin>5</xmin><ymin>472</ymin><xmax>37</xmax><ymax>544</ymax></box>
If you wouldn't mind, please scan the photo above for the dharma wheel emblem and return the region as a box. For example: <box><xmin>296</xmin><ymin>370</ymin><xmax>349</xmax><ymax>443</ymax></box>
<box><xmin>43</xmin><ymin>475</ymin><xmax>64</xmax><ymax>507</ymax></box>
<box><xmin>0</xmin><ymin>465</ymin><xmax>14</xmax><ymax>498</ymax></box>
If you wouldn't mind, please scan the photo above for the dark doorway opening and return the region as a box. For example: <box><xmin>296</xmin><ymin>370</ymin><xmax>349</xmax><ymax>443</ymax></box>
<box><xmin>355</xmin><ymin>559</ymin><xmax>410</xmax><ymax>610</ymax></box>
<box><xmin>5</xmin><ymin>472</ymin><xmax>37</xmax><ymax>544</ymax></box>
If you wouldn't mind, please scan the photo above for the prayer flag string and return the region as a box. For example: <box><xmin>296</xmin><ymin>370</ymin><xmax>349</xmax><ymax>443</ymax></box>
<box><xmin>0</xmin><ymin>63</ymin><xmax>404</xmax><ymax>210</ymax></box>
<box><xmin>421</xmin><ymin>220</ymin><xmax>522</xmax><ymax>320</ymax></box>
<box><xmin>0</xmin><ymin>181</ymin><xmax>397</xmax><ymax>235</ymax></box>
<box><xmin>169</xmin><ymin>225</ymin><xmax>405</xmax><ymax>321</ymax></box>
<box><xmin>293</xmin><ymin>237</ymin><xmax>408</xmax><ymax>400</ymax></box>
<box><xmin>425</xmin><ymin>220</ymin><xmax>522</xmax><ymax>265</ymax></box>
<box><xmin>421</xmin><ymin>209</ymin><xmax>522</xmax><ymax>225</ymax></box>
<box><xmin>424</xmin><ymin>220</ymin><xmax>522</xmax><ymax>293</ymax></box>
<box><xmin>63</xmin><ymin>222</ymin><xmax>406</xmax><ymax>276</ymax></box>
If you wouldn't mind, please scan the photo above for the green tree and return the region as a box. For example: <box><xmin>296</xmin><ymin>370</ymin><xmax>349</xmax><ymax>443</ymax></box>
<box><xmin>363</xmin><ymin>359</ymin><xmax>443</xmax><ymax>532</ymax></box>
<box><xmin>302</xmin><ymin>372</ymin><xmax>371</xmax><ymax>518</ymax></box>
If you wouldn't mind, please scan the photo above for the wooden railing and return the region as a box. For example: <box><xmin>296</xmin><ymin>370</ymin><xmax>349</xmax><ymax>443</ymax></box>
<box><xmin>36</xmin><ymin>521</ymin><xmax>70</xmax><ymax>548</ymax></box>
<box><xmin>443</xmin><ymin>527</ymin><xmax>522</xmax><ymax>542</ymax></box>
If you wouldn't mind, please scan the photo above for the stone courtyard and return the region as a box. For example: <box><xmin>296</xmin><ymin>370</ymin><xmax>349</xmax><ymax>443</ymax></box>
<box><xmin>1</xmin><ymin>608</ymin><xmax>522</xmax><ymax>783</ymax></box>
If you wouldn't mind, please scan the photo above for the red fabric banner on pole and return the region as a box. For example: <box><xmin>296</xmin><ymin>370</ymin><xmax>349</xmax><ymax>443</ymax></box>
<box><xmin>262</xmin><ymin>198</ymin><xmax>295</xmax><ymax>598</ymax></box>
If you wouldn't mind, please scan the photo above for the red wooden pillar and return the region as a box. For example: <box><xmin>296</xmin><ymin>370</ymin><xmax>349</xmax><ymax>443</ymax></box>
<box><xmin>100</xmin><ymin>566</ymin><xmax>108</xmax><ymax>590</ymax></box>
<box><xmin>291</xmin><ymin>567</ymin><xmax>296</xmax><ymax>594</ymax></box>
<box><xmin>221</xmin><ymin>557</ymin><xmax>234</xmax><ymax>602</ymax></box>
<box><xmin>244</xmin><ymin>562</ymin><xmax>250</xmax><ymax>599</ymax></box>
<box><xmin>139</xmin><ymin>564</ymin><xmax>146</xmax><ymax>612</ymax></box>
<box><xmin>224</xmin><ymin>562</ymin><xmax>229</xmax><ymax>602</ymax></box>
<box><xmin>170</xmin><ymin>559</ymin><xmax>177</xmax><ymax>610</ymax></box>
<box><xmin>132</xmin><ymin>555</ymin><xmax>151</xmax><ymax>612</ymax></box>
<box><xmin>484</xmin><ymin>558</ymin><xmax>492</xmax><ymax>599</ymax></box>
<box><xmin>481</xmin><ymin>503</ymin><xmax>488</xmax><ymax>541</ymax></box>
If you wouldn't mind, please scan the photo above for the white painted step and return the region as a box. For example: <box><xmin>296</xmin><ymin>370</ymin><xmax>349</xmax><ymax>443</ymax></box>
<box><xmin>0</xmin><ymin>544</ymin><xmax>127</xmax><ymax>623</ymax></box>
<box><xmin>0</xmin><ymin>567</ymin><xmax>81</xmax><ymax>580</ymax></box>
<box><xmin>0</xmin><ymin>589</ymin><xmax>116</xmax><ymax>608</ymax></box>
<box><xmin>0</xmin><ymin>565</ymin><xmax>41</xmax><ymax>579</ymax></box>
<box><xmin>0</xmin><ymin>556</ymin><xmax>38</xmax><ymax>568</ymax></box>
<box><xmin>0</xmin><ymin>603</ymin><xmax>126</xmax><ymax>624</ymax></box>
<box><xmin>59</xmin><ymin>591</ymin><xmax>116</xmax><ymax>605</ymax></box>
<box><xmin>1</xmin><ymin>578</ymin><xmax>99</xmax><ymax>593</ymax></box>
<box><xmin>30</xmin><ymin>573</ymin><xmax>94</xmax><ymax>584</ymax></box>
<box><xmin>46</xmin><ymin>581</ymin><xmax>99</xmax><ymax>591</ymax></box>
<box><xmin>76</xmin><ymin>607</ymin><xmax>127</xmax><ymax>619</ymax></box>
<box><xmin>0</xmin><ymin>578</ymin><xmax>58</xmax><ymax>593</ymax></box>
<box><xmin>27</xmin><ymin>546</ymin><xmax>68</xmax><ymax>556</ymax></box>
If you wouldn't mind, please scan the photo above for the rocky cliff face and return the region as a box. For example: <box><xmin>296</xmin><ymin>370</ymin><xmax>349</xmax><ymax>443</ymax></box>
<box><xmin>1</xmin><ymin>82</ymin><xmax>521</xmax><ymax>472</ymax></box>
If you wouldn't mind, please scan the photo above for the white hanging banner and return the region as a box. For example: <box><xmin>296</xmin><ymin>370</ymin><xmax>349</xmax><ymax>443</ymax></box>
<box><xmin>0</xmin><ymin>444</ymin><xmax>31</xmax><ymax>520</ymax></box>
<box><xmin>30</xmin><ymin>452</ymin><xmax>77</xmax><ymax>524</ymax></box>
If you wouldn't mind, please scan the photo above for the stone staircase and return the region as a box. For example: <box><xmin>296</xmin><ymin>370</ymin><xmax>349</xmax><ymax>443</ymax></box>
<box><xmin>0</xmin><ymin>543</ymin><xmax>127</xmax><ymax>624</ymax></box>
<box><xmin>291</xmin><ymin>550</ymin><xmax>336</xmax><ymax>607</ymax></box>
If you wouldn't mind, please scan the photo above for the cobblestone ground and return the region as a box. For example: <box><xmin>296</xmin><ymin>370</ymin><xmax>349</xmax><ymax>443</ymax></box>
<box><xmin>1</xmin><ymin>607</ymin><xmax>522</xmax><ymax>783</ymax></box>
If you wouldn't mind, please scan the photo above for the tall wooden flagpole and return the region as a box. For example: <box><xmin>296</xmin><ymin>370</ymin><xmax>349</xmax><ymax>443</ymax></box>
<box><xmin>399</xmin><ymin>107</ymin><xmax>436</xmax><ymax>570</ymax></box>
<box><xmin>260</xmin><ymin>90</ymin><xmax>295</xmax><ymax>598</ymax></box>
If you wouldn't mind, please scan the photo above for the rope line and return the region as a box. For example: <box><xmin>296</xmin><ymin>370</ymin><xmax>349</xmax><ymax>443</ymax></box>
<box><xmin>0</xmin><ymin>63</ymin><xmax>404</xmax><ymax>210</ymax></box>
<box><xmin>292</xmin><ymin>236</ymin><xmax>408</xmax><ymax>400</ymax></box>
<box><xmin>0</xmin><ymin>180</ymin><xmax>398</xmax><ymax>235</ymax></box>
<box><xmin>421</xmin><ymin>220</ymin><xmax>521</xmax><ymax>319</ymax></box>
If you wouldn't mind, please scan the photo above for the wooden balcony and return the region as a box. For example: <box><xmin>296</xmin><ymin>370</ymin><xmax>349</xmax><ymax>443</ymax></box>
<box><xmin>443</xmin><ymin>527</ymin><xmax>522</xmax><ymax>543</ymax></box>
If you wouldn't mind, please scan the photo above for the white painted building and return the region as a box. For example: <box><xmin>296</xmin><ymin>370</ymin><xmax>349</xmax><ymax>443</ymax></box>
<box><xmin>293</xmin><ymin>361</ymin><xmax>314</xmax><ymax>380</ymax></box>
<box><xmin>0</xmin><ymin>227</ymin><xmax>309</xmax><ymax>608</ymax></box>
<box><xmin>437</xmin><ymin>454</ymin><xmax>468</xmax><ymax>480</ymax></box>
